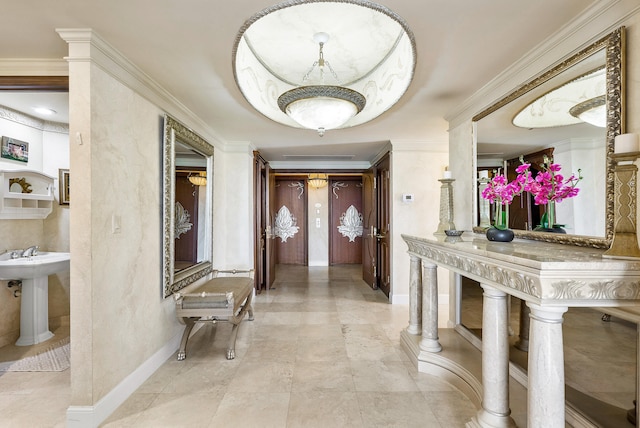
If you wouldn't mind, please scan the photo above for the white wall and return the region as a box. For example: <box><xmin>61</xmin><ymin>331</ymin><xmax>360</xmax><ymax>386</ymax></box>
<box><xmin>390</xmin><ymin>142</ymin><xmax>449</xmax><ymax>317</ymax></box>
<box><xmin>308</xmin><ymin>184</ymin><xmax>329</xmax><ymax>266</ymax></box>
<box><xmin>213</xmin><ymin>146</ymin><xmax>254</xmax><ymax>271</ymax></box>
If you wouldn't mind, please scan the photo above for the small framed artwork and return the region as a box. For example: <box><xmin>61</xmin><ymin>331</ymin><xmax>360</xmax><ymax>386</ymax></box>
<box><xmin>59</xmin><ymin>169</ymin><xmax>70</xmax><ymax>205</ymax></box>
<box><xmin>1</xmin><ymin>136</ymin><xmax>29</xmax><ymax>163</ymax></box>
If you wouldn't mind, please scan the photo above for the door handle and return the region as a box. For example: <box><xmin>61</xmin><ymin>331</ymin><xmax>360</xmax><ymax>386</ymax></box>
<box><xmin>375</xmin><ymin>233</ymin><xmax>385</xmax><ymax>239</ymax></box>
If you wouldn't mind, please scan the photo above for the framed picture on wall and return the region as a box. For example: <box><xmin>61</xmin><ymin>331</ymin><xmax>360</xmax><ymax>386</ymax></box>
<box><xmin>59</xmin><ymin>168</ymin><xmax>70</xmax><ymax>205</ymax></box>
<box><xmin>1</xmin><ymin>136</ymin><xmax>29</xmax><ymax>163</ymax></box>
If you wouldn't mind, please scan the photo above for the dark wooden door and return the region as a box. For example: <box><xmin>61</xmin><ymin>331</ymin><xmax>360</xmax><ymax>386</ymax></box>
<box><xmin>376</xmin><ymin>155</ymin><xmax>391</xmax><ymax>297</ymax></box>
<box><xmin>274</xmin><ymin>177</ymin><xmax>307</xmax><ymax>265</ymax></box>
<box><xmin>329</xmin><ymin>178</ymin><xmax>363</xmax><ymax>264</ymax></box>
<box><xmin>362</xmin><ymin>167</ymin><xmax>377</xmax><ymax>288</ymax></box>
<box><xmin>254</xmin><ymin>152</ymin><xmax>276</xmax><ymax>291</ymax></box>
<box><xmin>266</xmin><ymin>165</ymin><xmax>276</xmax><ymax>286</ymax></box>
<box><xmin>174</xmin><ymin>172</ymin><xmax>200</xmax><ymax>270</ymax></box>
<box><xmin>507</xmin><ymin>148</ymin><xmax>554</xmax><ymax>230</ymax></box>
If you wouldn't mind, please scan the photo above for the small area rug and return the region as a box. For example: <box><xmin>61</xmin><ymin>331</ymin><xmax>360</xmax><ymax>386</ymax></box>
<box><xmin>0</xmin><ymin>337</ymin><xmax>70</xmax><ymax>372</ymax></box>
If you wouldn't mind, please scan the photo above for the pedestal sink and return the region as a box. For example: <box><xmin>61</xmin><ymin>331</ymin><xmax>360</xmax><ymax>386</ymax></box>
<box><xmin>0</xmin><ymin>251</ymin><xmax>70</xmax><ymax>346</ymax></box>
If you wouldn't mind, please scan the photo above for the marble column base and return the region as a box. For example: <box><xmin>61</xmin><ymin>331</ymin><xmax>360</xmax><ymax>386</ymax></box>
<box><xmin>467</xmin><ymin>410</ymin><xmax>517</xmax><ymax>428</ymax></box>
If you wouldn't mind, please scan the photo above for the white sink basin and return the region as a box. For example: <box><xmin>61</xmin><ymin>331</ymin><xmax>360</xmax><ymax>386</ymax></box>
<box><xmin>0</xmin><ymin>251</ymin><xmax>70</xmax><ymax>280</ymax></box>
<box><xmin>0</xmin><ymin>251</ymin><xmax>70</xmax><ymax>346</ymax></box>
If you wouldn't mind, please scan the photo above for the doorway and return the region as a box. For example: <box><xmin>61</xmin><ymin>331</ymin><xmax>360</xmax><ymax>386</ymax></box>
<box><xmin>253</xmin><ymin>161</ymin><xmax>391</xmax><ymax>297</ymax></box>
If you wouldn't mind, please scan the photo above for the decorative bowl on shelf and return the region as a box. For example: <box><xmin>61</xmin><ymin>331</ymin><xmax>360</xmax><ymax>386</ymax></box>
<box><xmin>444</xmin><ymin>229</ymin><xmax>464</xmax><ymax>237</ymax></box>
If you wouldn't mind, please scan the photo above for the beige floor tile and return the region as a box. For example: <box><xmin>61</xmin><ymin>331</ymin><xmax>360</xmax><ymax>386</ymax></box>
<box><xmin>286</xmin><ymin>391</ymin><xmax>364</xmax><ymax>428</ymax></box>
<box><xmin>358</xmin><ymin>391</ymin><xmax>443</xmax><ymax>428</ymax></box>
<box><xmin>131</xmin><ymin>391</ymin><xmax>223</xmax><ymax>427</ymax></box>
<box><xmin>291</xmin><ymin>360</ymin><xmax>355</xmax><ymax>392</ymax></box>
<box><xmin>296</xmin><ymin>338</ymin><xmax>348</xmax><ymax>362</ymax></box>
<box><xmin>351</xmin><ymin>360</ymin><xmax>420</xmax><ymax>392</ymax></box>
<box><xmin>243</xmin><ymin>339</ymin><xmax>299</xmax><ymax>363</ymax></box>
<box><xmin>226</xmin><ymin>360</ymin><xmax>294</xmax><ymax>393</ymax></box>
<box><xmin>209</xmin><ymin>392</ymin><xmax>290</xmax><ymax>427</ymax></box>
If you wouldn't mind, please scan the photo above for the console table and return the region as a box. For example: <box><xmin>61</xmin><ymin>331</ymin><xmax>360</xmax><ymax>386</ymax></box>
<box><xmin>401</xmin><ymin>233</ymin><xmax>640</xmax><ymax>428</ymax></box>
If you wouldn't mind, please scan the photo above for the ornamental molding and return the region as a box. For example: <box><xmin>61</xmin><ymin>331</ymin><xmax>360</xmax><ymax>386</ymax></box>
<box><xmin>175</xmin><ymin>202</ymin><xmax>192</xmax><ymax>238</ymax></box>
<box><xmin>289</xmin><ymin>181</ymin><xmax>304</xmax><ymax>199</ymax></box>
<box><xmin>338</xmin><ymin>205</ymin><xmax>363</xmax><ymax>242</ymax></box>
<box><xmin>0</xmin><ymin>105</ymin><xmax>69</xmax><ymax>134</ymax></box>
<box><xmin>403</xmin><ymin>238</ymin><xmax>541</xmax><ymax>298</ymax></box>
<box><xmin>274</xmin><ymin>205</ymin><xmax>299</xmax><ymax>242</ymax></box>
<box><xmin>549</xmin><ymin>279</ymin><xmax>640</xmax><ymax>300</ymax></box>
<box><xmin>403</xmin><ymin>234</ymin><xmax>640</xmax><ymax>302</ymax></box>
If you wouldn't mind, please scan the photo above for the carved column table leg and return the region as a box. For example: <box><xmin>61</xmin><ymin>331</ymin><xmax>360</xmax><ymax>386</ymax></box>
<box><xmin>419</xmin><ymin>262</ymin><xmax>442</xmax><ymax>353</ymax></box>
<box><xmin>407</xmin><ymin>255</ymin><xmax>422</xmax><ymax>335</ymax></box>
<box><xmin>515</xmin><ymin>300</ymin><xmax>530</xmax><ymax>352</ymax></box>
<box><xmin>527</xmin><ymin>303</ymin><xmax>568</xmax><ymax>428</ymax></box>
<box><xmin>468</xmin><ymin>285</ymin><xmax>516</xmax><ymax>428</ymax></box>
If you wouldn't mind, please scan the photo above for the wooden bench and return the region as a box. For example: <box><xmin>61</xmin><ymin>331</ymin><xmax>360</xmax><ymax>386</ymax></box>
<box><xmin>174</xmin><ymin>270</ymin><xmax>254</xmax><ymax>360</ymax></box>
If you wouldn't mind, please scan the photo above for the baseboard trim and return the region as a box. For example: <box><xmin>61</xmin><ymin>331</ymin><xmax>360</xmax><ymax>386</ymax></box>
<box><xmin>66</xmin><ymin>330</ymin><xmax>182</xmax><ymax>427</ymax></box>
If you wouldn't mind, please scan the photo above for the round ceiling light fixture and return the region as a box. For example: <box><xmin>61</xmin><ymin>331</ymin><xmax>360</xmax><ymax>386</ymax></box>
<box><xmin>276</xmin><ymin>31</ymin><xmax>366</xmax><ymax>136</ymax></box>
<box><xmin>232</xmin><ymin>0</ymin><xmax>416</xmax><ymax>136</ymax></box>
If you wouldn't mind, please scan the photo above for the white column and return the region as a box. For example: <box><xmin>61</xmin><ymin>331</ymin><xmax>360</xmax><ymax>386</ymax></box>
<box><xmin>469</xmin><ymin>285</ymin><xmax>516</xmax><ymax>428</ymax></box>
<box><xmin>527</xmin><ymin>303</ymin><xmax>568</xmax><ymax>428</ymax></box>
<box><xmin>419</xmin><ymin>262</ymin><xmax>442</xmax><ymax>353</ymax></box>
<box><xmin>407</xmin><ymin>255</ymin><xmax>422</xmax><ymax>335</ymax></box>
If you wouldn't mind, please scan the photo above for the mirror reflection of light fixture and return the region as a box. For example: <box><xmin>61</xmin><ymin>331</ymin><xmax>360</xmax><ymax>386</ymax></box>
<box><xmin>277</xmin><ymin>33</ymin><xmax>366</xmax><ymax>137</ymax></box>
<box><xmin>308</xmin><ymin>173</ymin><xmax>328</xmax><ymax>189</ymax></box>
<box><xmin>188</xmin><ymin>172</ymin><xmax>207</xmax><ymax>186</ymax></box>
<box><xmin>513</xmin><ymin>67</ymin><xmax>606</xmax><ymax>129</ymax></box>
<box><xmin>569</xmin><ymin>95</ymin><xmax>606</xmax><ymax>127</ymax></box>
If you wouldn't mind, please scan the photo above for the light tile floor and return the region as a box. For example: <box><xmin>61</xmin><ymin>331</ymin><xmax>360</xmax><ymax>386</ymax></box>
<box><xmin>0</xmin><ymin>265</ymin><xmax>477</xmax><ymax>427</ymax></box>
<box><xmin>1</xmin><ymin>265</ymin><xmax>635</xmax><ymax>427</ymax></box>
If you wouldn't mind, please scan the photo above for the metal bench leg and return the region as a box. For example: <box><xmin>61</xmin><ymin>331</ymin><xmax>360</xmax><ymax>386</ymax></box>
<box><xmin>227</xmin><ymin>322</ymin><xmax>241</xmax><ymax>360</ymax></box>
<box><xmin>177</xmin><ymin>318</ymin><xmax>197</xmax><ymax>361</ymax></box>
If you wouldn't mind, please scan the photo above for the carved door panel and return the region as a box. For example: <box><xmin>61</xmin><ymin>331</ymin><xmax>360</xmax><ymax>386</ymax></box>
<box><xmin>274</xmin><ymin>178</ymin><xmax>307</xmax><ymax>265</ymax></box>
<box><xmin>174</xmin><ymin>172</ymin><xmax>199</xmax><ymax>270</ymax></box>
<box><xmin>329</xmin><ymin>178</ymin><xmax>363</xmax><ymax>264</ymax></box>
<box><xmin>362</xmin><ymin>167</ymin><xmax>377</xmax><ymax>288</ymax></box>
<box><xmin>376</xmin><ymin>154</ymin><xmax>391</xmax><ymax>297</ymax></box>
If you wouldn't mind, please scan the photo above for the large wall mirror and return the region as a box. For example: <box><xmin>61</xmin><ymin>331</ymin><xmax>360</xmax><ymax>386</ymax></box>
<box><xmin>473</xmin><ymin>27</ymin><xmax>625</xmax><ymax>248</ymax></box>
<box><xmin>162</xmin><ymin>114</ymin><xmax>214</xmax><ymax>298</ymax></box>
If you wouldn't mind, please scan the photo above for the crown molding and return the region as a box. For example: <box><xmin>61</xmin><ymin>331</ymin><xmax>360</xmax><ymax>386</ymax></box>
<box><xmin>55</xmin><ymin>28</ymin><xmax>227</xmax><ymax>149</ymax></box>
<box><xmin>0</xmin><ymin>59</ymin><xmax>69</xmax><ymax>76</ymax></box>
<box><xmin>446</xmin><ymin>0</ymin><xmax>640</xmax><ymax>128</ymax></box>
<box><xmin>0</xmin><ymin>104</ymin><xmax>69</xmax><ymax>133</ymax></box>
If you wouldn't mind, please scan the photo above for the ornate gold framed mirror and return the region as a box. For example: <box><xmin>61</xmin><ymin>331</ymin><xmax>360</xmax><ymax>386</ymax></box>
<box><xmin>473</xmin><ymin>27</ymin><xmax>625</xmax><ymax>248</ymax></box>
<box><xmin>162</xmin><ymin>114</ymin><xmax>214</xmax><ymax>298</ymax></box>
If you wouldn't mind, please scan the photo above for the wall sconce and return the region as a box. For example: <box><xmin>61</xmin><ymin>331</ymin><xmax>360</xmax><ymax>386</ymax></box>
<box><xmin>308</xmin><ymin>173</ymin><xmax>328</xmax><ymax>189</ymax></box>
<box><xmin>188</xmin><ymin>172</ymin><xmax>207</xmax><ymax>186</ymax></box>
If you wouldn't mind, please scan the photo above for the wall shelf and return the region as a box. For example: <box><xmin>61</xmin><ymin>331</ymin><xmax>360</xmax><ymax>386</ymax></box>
<box><xmin>0</xmin><ymin>169</ymin><xmax>55</xmax><ymax>219</ymax></box>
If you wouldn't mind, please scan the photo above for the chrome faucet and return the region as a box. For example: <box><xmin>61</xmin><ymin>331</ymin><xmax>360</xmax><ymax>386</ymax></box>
<box><xmin>21</xmin><ymin>245</ymin><xmax>39</xmax><ymax>257</ymax></box>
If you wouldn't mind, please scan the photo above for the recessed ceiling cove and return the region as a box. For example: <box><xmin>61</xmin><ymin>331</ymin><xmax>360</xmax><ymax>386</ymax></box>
<box><xmin>232</xmin><ymin>0</ymin><xmax>416</xmax><ymax>136</ymax></box>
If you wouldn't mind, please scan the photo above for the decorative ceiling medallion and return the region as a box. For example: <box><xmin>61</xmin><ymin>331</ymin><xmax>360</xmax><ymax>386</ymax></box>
<box><xmin>232</xmin><ymin>0</ymin><xmax>416</xmax><ymax>133</ymax></box>
<box><xmin>338</xmin><ymin>205</ymin><xmax>363</xmax><ymax>242</ymax></box>
<box><xmin>274</xmin><ymin>205</ymin><xmax>300</xmax><ymax>242</ymax></box>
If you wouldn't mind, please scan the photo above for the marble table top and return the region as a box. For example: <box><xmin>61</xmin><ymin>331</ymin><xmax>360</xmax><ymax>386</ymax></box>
<box><xmin>402</xmin><ymin>233</ymin><xmax>640</xmax><ymax>307</ymax></box>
